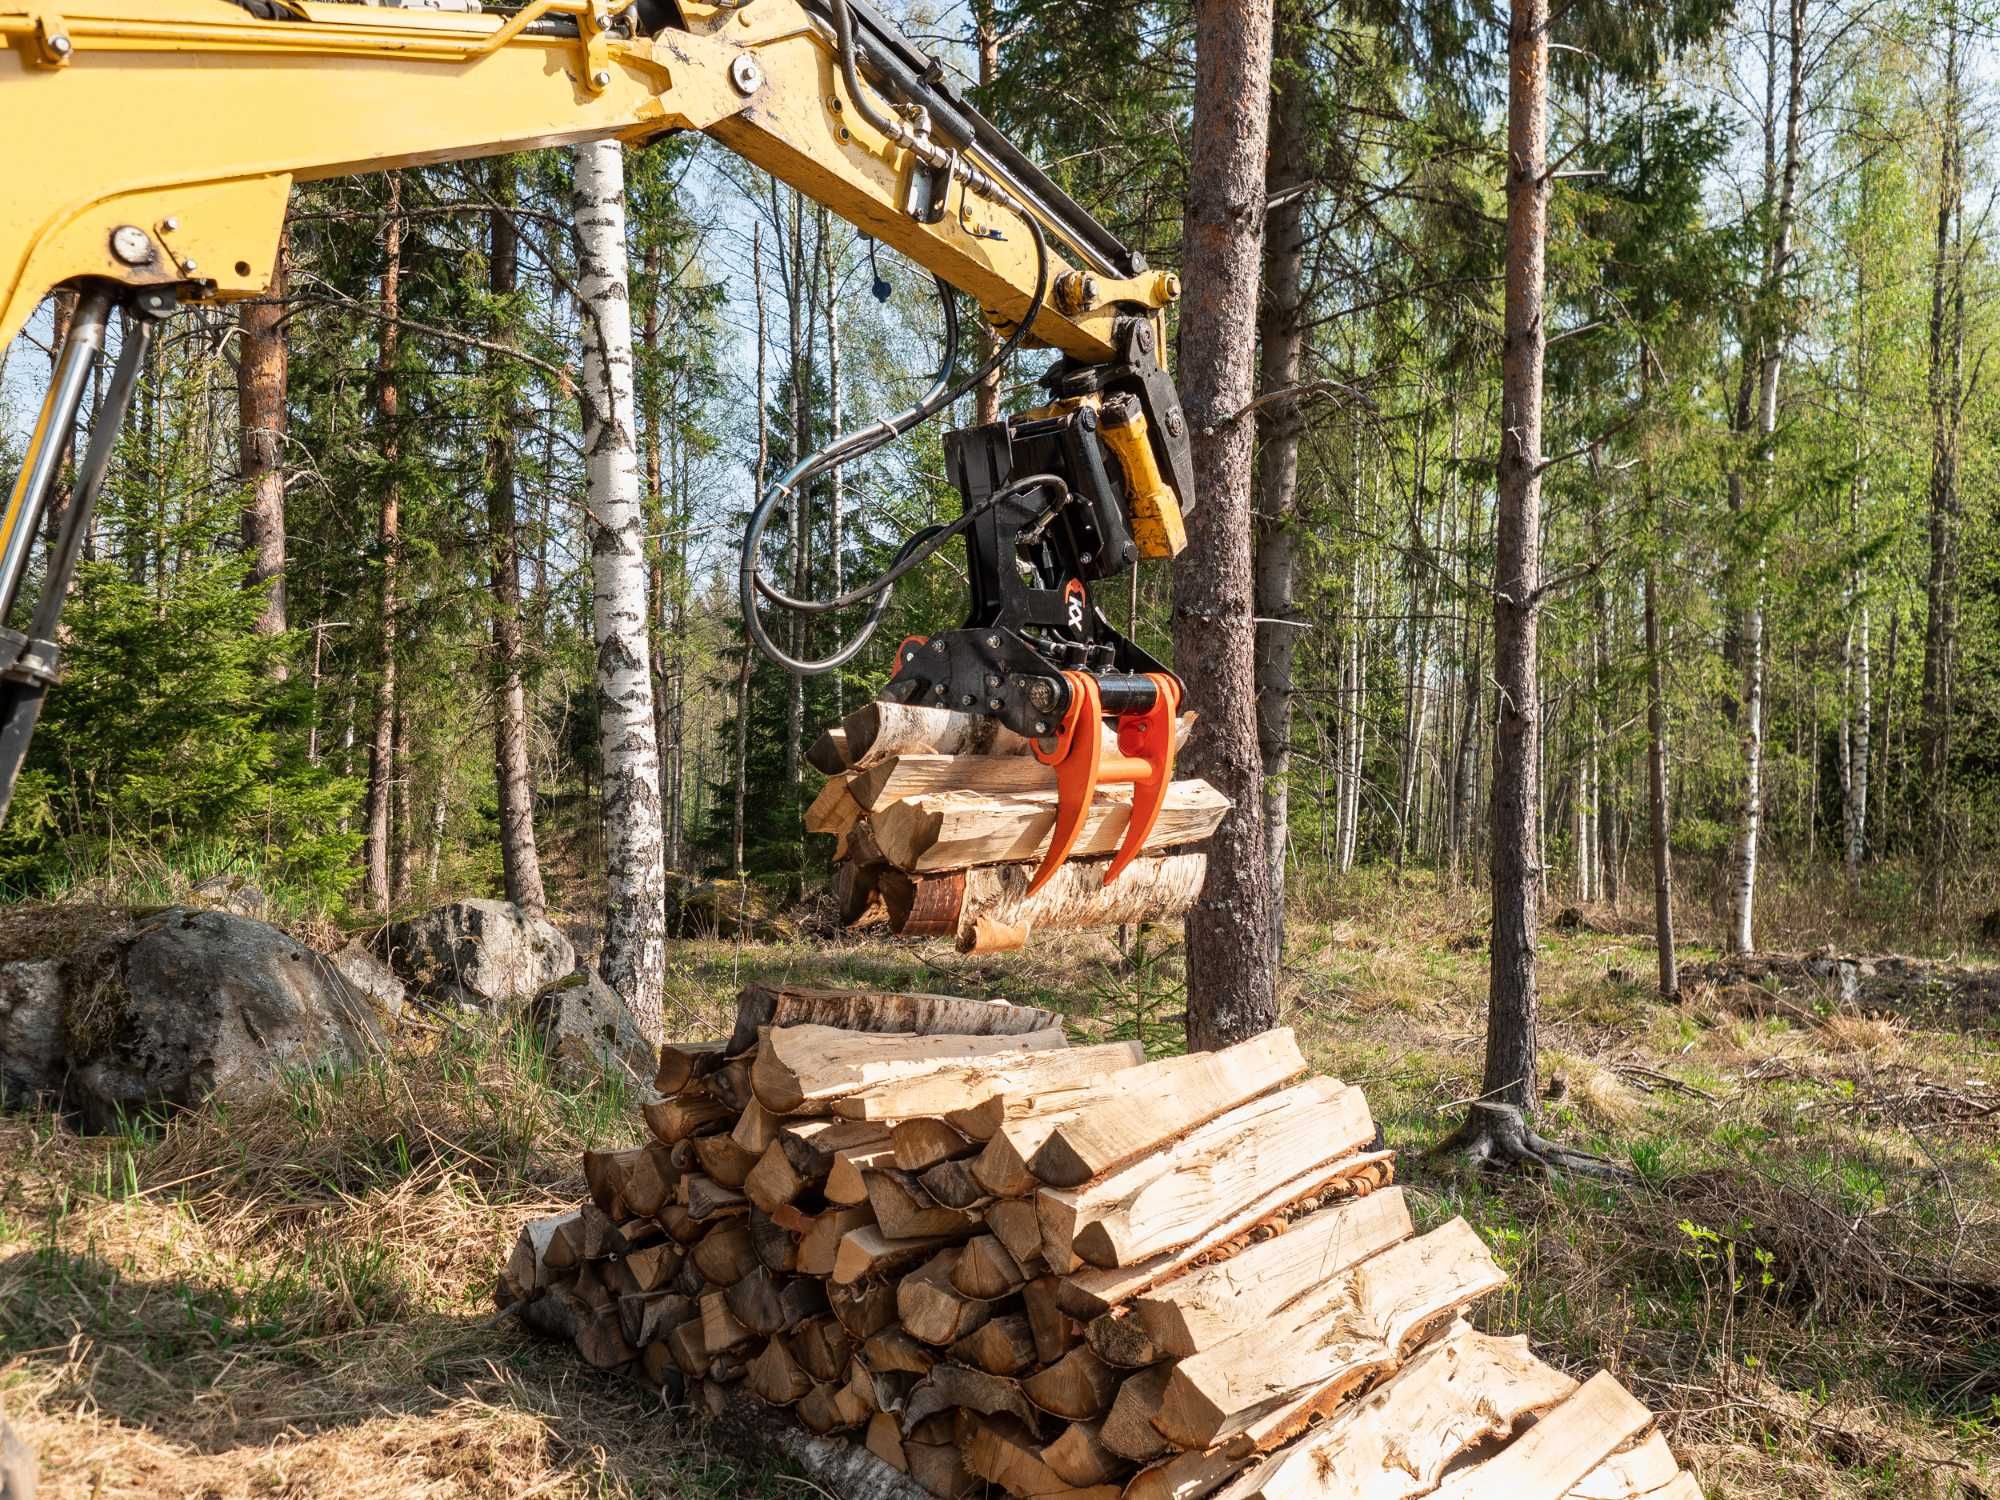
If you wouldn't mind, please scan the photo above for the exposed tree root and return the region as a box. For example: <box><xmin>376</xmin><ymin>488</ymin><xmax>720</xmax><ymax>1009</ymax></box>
<box><xmin>1430</xmin><ymin>1100</ymin><xmax>1635</xmax><ymax>1183</ymax></box>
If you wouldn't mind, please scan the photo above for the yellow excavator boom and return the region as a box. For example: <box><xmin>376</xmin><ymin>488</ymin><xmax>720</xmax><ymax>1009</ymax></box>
<box><xmin>0</xmin><ymin>0</ymin><xmax>1174</xmax><ymax>355</ymax></box>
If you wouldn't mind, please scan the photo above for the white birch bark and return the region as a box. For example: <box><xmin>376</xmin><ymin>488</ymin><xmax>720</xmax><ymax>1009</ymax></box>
<box><xmin>574</xmin><ymin>139</ymin><xmax>666</xmax><ymax>1040</ymax></box>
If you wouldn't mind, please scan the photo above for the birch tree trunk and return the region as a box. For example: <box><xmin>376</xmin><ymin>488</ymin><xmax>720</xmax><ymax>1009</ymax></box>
<box><xmin>1252</xmin><ymin>0</ymin><xmax>1311</xmax><ymax>970</ymax></box>
<box><xmin>1176</xmin><ymin>0</ymin><xmax>1276</xmax><ymax>1050</ymax></box>
<box><xmin>574</xmin><ymin>139</ymin><xmax>667</xmax><ymax>1038</ymax></box>
<box><xmin>1482</xmin><ymin>0</ymin><xmax>1550</xmax><ymax>1118</ymax></box>
<box><xmin>487</xmin><ymin>161</ymin><xmax>547</xmax><ymax>917</ymax></box>
<box><xmin>972</xmin><ymin>0</ymin><xmax>1004</xmax><ymax>430</ymax></box>
<box><xmin>238</xmin><ymin>225</ymin><xmax>288</xmax><ymax>659</ymax></box>
<box><xmin>362</xmin><ymin>174</ymin><xmax>403</xmax><ymax>913</ymax></box>
<box><xmin>1726</xmin><ymin>0</ymin><xmax>1803</xmax><ymax>956</ymax></box>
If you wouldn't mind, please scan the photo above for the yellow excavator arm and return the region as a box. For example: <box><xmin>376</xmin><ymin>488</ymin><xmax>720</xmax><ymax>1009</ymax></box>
<box><xmin>0</xmin><ymin>0</ymin><xmax>1173</xmax><ymax>356</ymax></box>
<box><xmin>0</xmin><ymin>0</ymin><xmax>1199</xmax><ymax>882</ymax></box>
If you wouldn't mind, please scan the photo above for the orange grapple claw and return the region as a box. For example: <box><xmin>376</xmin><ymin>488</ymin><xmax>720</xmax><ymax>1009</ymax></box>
<box><xmin>1027</xmin><ymin>671</ymin><xmax>1101</xmax><ymax>896</ymax></box>
<box><xmin>1103</xmin><ymin>672</ymin><xmax>1181</xmax><ymax>888</ymax></box>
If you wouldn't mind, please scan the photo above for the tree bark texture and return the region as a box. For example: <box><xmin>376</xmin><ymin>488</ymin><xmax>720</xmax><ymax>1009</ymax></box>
<box><xmin>574</xmin><ymin>140</ymin><xmax>667</xmax><ymax>1038</ymax></box>
<box><xmin>362</xmin><ymin>174</ymin><xmax>403</xmax><ymax>913</ymax></box>
<box><xmin>488</xmin><ymin>160</ymin><xmax>547</xmax><ymax>917</ymax></box>
<box><xmin>237</xmin><ymin>223</ymin><xmax>288</xmax><ymax>657</ymax></box>
<box><xmin>1483</xmin><ymin>0</ymin><xmax>1550</xmax><ymax>1116</ymax></box>
<box><xmin>1252</xmin><ymin>1</ymin><xmax>1311</xmax><ymax>972</ymax></box>
<box><xmin>1174</xmin><ymin>0</ymin><xmax>1277</xmax><ymax>1051</ymax></box>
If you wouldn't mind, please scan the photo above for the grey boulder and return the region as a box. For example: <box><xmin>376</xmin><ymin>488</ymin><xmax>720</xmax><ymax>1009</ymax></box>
<box><xmin>531</xmin><ymin>970</ymin><xmax>654</xmax><ymax>1084</ymax></box>
<box><xmin>328</xmin><ymin>938</ymin><xmax>407</xmax><ymax>1025</ymax></box>
<box><xmin>382</xmin><ymin>899</ymin><xmax>574</xmax><ymax>1009</ymax></box>
<box><xmin>0</xmin><ymin>960</ymin><xmax>64</xmax><ymax>1108</ymax></box>
<box><xmin>61</xmin><ymin>907</ymin><xmax>383</xmax><ymax>1132</ymax></box>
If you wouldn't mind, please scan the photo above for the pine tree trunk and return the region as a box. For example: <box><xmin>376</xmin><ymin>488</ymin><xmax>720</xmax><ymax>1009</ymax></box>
<box><xmin>823</xmin><ymin>218</ymin><xmax>845</xmax><ymax>723</ymax></box>
<box><xmin>1921</xmin><ymin>12</ymin><xmax>1965</xmax><ymax>907</ymax></box>
<box><xmin>574</xmin><ymin>139</ymin><xmax>667</xmax><ymax>1039</ymax></box>
<box><xmin>1175</xmin><ymin>0</ymin><xmax>1276</xmax><ymax>1051</ymax></box>
<box><xmin>1483</xmin><ymin>0</ymin><xmax>1550</xmax><ymax>1117</ymax></box>
<box><xmin>362</xmin><ymin>174</ymin><xmax>403</xmax><ymax>913</ymax></box>
<box><xmin>488</xmin><ymin>161</ymin><xmax>547</xmax><ymax>917</ymax></box>
<box><xmin>238</xmin><ymin>224</ymin><xmax>288</xmax><ymax>659</ymax></box>
<box><xmin>783</xmin><ymin>195</ymin><xmax>811</xmax><ymax>792</ymax></box>
<box><xmin>1252</xmin><ymin>1</ymin><xmax>1310</xmax><ymax>970</ymax></box>
<box><xmin>735</xmin><ymin>223</ymin><xmax>768</xmax><ymax>875</ymax></box>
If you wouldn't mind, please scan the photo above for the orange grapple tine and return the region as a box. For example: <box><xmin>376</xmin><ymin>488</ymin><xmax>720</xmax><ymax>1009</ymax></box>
<box><xmin>1103</xmin><ymin>673</ymin><xmax>1180</xmax><ymax>888</ymax></box>
<box><xmin>1027</xmin><ymin>672</ymin><xmax>1102</xmax><ymax>895</ymax></box>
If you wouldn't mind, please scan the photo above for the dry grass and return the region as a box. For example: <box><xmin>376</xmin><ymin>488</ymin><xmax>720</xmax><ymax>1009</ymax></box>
<box><xmin>6</xmin><ymin>867</ymin><xmax>2000</xmax><ymax>1498</ymax></box>
<box><xmin>0</xmin><ymin>994</ymin><xmax>800</xmax><ymax>1499</ymax></box>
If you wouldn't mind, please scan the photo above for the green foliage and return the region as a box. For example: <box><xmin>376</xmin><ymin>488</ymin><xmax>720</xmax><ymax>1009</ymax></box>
<box><xmin>0</xmin><ymin>552</ymin><xmax>359</xmax><ymax>908</ymax></box>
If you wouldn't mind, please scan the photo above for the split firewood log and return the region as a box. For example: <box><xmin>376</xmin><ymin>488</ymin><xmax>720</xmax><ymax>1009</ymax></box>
<box><xmin>865</xmin><ymin>1168</ymin><xmax>984</xmax><ymax>1239</ymax></box>
<box><xmin>745</xmin><ymin>1334</ymin><xmax>815</xmax><ymax>1406</ymax></box>
<box><xmin>1027</xmin><ymin>1029</ymin><xmax>1308</xmax><ymax>1187</ymax></box>
<box><xmin>948</xmin><ymin>1313</ymin><xmax>1038</xmax><ymax>1376</ymax></box>
<box><xmin>642</xmin><ymin>1094</ymin><xmax>731</xmax><ymax>1145</ymax></box>
<box><xmin>956</xmin><ymin>1412</ymin><xmax>1121</xmax><ymax>1500</ymax></box>
<box><xmin>1023</xmin><ymin>1274</ymin><xmax>1081</xmax><ymax>1365</ymax></box>
<box><xmin>1200</xmin><ymin>1324</ymin><xmax>1573</xmax><ymax>1500</ymax></box>
<box><xmin>752</xmin><ymin>1024</ymin><xmax>1067</xmax><ymax>1115</ymax></box>
<box><xmin>1022</xmin><ymin>1345</ymin><xmax>1121</xmax><ymax>1422</ymax></box>
<box><xmin>901</xmin><ymin>1363</ymin><xmax>1043</xmax><ymax>1437</ymax></box>
<box><xmin>799</xmin><ymin>1206</ymin><xmax>877</xmax><ymax>1276</ymax></box>
<box><xmin>890</xmin><ymin>1117</ymin><xmax>975</xmax><ymax>1173</ymax></box>
<box><xmin>826</xmin><ymin>1143</ymin><xmax>900</xmax><ymax>1204</ymax></box>
<box><xmin>1130</xmin><ymin>1187</ymin><xmax>1412</xmax><ymax>1357</ymax></box>
<box><xmin>726</xmin><ymin>1265</ymin><xmax>827</xmax><ymax>1337</ymax></box>
<box><xmin>860</xmin><ymin>1326</ymin><xmax>936</xmax><ymax>1376</ymax></box>
<box><xmin>1099</xmin><ymin>1362</ymin><xmax>1173</xmax><ymax>1464</ymax></box>
<box><xmin>870</xmin><ymin>780</ymin><xmax>1227</xmax><ymax>875</ymax></box>
<box><xmin>1150</xmin><ymin>1217</ymin><xmax>1506</xmax><ymax>1452</ymax></box>
<box><xmin>691</xmin><ymin>1132</ymin><xmax>759</xmax><ymax>1190</ymax></box>
<box><xmin>827</xmin><ymin>1277</ymin><xmax>898</xmax><ymax>1340</ymax></box>
<box><xmin>1041</xmin><ymin>1420</ymin><xmax>1130</xmax><ymax>1489</ymax></box>
<box><xmin>698</xmin><ymin>1290</ymin><xmax>756</xmax><ymax>1355</ymax></box>
<box><xmin>690</xmin><ymin>1220</ymin><xmax>759</xmax><ymax>1285</ymax></box>
<box><xmin>849</xmin><ymin>1040</ymin><xmax>1146</xmax><ymax>1127</ymax></box>
<box><xmin>792</xmin><ymin>1314</ymin><xmax>857</xmax><ymax>1382</ymax></box>
<box><xmin>654</xmin><ymin>1039</ymin><xmax>726</xmax><ymax>1096</ymax></box>
<box><xmin>1055</xmin><ymin>1148</ymin><xmax>1394</xmax><ymax>1321</ymax></box>
<box><xmin>950</xmin><ymin>1233</ymin><xmax>1026</xmax><ymax>1300</ymax></box>
<box><xmin>897</xmin><ymin>1248</ymin><xmax>994</xmax><ymax>1346</ymax></box>
<box><xmin>1038</xmin><ymin>1078</ymin><xmax>1375</xmax><ymax>1272</ymax></box>
<box><xmin>746</xmin><ymin>1208</ymin><xmax>798</xmax><ymax>1274</ymax></box>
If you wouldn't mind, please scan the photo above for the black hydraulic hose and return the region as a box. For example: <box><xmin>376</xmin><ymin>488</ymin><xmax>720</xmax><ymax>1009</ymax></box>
<box><xmin>736</xmin><ymin>40</ymin><xmax>1056</xmax><ymax>679</ymax></box>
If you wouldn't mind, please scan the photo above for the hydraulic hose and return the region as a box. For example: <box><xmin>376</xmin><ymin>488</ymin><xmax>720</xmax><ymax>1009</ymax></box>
<box><xmin>736</xmin><ymin>24</ymin><xmax>1056</xmax><ymax>678</ymax></box>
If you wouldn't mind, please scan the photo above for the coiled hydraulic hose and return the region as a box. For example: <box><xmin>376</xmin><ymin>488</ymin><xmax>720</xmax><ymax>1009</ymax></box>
<box><xmin>736</xmin><ymin>9</ymin><xmax>1055</xmax><ymax>680</ymax></box>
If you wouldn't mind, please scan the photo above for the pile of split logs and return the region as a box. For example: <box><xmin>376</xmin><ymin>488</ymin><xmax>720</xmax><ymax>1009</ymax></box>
<box><xmin>497</xmin><ymin>983</ymin><xmax>1703</xmax><ymax>1500</ymax></box>
<box><xmin>805</xmin><ymin>700</ymin><xmax>1227</xmax><ymax>953</ymax></box>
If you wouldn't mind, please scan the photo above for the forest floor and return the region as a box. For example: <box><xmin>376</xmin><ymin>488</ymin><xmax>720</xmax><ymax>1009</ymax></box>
<box><xmin>3</xmin><ymin>871</ymin><xmax>2000</xmax><ymax>1499</ymax></box>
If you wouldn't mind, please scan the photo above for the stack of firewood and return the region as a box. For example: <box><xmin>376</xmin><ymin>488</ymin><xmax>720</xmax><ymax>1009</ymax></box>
<box><xmin>498</xmin><ymin>984</ymin><xmax>1703</xmax><ymax>1500</ymax></box>
<box><xmin>805</xmin><ymin>700</ymin><xmax>1226</xmax><ymax>953</ymax></box>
